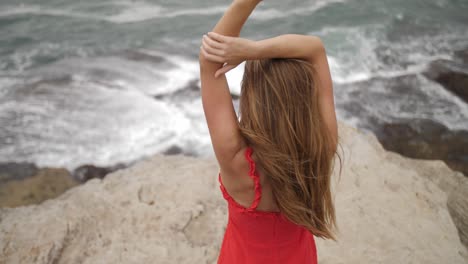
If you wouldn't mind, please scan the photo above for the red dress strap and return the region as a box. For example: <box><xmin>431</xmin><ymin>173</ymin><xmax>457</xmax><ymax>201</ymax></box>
<box><xmin>245</xmin><ymin>146</ymin><xmax>262</xmax><ymax>210</ymax></box>
<box><xmin>217</xmin><ymin>146</ymin><xmax>262</xmax><ymax>212</ymax></box>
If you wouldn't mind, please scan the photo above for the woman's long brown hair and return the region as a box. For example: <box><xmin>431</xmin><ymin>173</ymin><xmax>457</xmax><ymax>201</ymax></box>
<box><xmin>239</xmin><ymin>58</ymin><xmax>343</xmax><ymax>240</ymax></box>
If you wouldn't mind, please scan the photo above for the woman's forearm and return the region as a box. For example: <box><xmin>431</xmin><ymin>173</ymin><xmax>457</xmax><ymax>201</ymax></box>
<box><xmin>254</xmin><ymin>34</ymin><xmax>325</xmax><ymax>63</ymax></box>
<box><xmin>200</xmin><ymin>0</ymin><xmax>260</xmax><ymax>67</ymax></box>
<box><xmin>212</xmin><ymin>0</ymin><xmax>260</xmax><ymax>37</ymax></box>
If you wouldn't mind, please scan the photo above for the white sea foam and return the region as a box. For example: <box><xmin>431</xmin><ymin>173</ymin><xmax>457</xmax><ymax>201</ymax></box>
<box><xmin>308</xmin><ymin>25</ymin><xmax>453</xmax><ymax>85</ymax></box>
<box><xmin>334</xmin><ymin>68</ymin><xmax>468</xmax><ymax>132</ymax></box>
<box><xmin>414</xmin><ymin>75</ymin><xmax>468</xmax><ymax>131</ymax></box>
<box><xmin>0</xmin><ymin>51</ymin><xmax>205</xmax><ymax>169</ymax></box>
<box><xmin>329</xmin><ymin>57</ymin><xmax>443</xmax><ymax>85</ymax></box>
<box><xmin>0</xmin><ymin>78</ymin><xmax>192</xmax><ymax>170</ymax></box>
<box><xmin>132</xmin><ymin>49</ymin><xmax>200</xmax><ymax>94</ymax></box>
<box><xmin>29</xmin><ymin>50</ymin><xmax>199</xmax><ymax>97</ymax></box>
<box><xmin>177</xmin><ymin>98</ymin><xmax>213</xmax><ymax>157</ymax></box>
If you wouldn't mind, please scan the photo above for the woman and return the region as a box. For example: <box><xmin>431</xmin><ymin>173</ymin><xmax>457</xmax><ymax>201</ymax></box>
<box><xmin>199</xmin><ymin>0</ymin><xmax>342</xmax><ymax>263</ymax></box>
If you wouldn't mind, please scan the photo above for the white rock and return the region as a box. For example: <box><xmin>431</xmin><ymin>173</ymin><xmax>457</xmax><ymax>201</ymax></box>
<box><xmin>0</xmin><ymin>122</ymin><xmax>467</xmax><ymax>263</ymax></box>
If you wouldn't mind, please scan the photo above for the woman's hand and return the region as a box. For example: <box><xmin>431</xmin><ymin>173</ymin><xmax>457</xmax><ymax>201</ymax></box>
<box><xmin>201</xmin><ymin>32</ymin><xmax>257</xmax><ymax>78</ymax></box>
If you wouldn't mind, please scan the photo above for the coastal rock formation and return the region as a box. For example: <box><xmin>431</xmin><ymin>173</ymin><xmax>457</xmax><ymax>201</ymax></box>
<box><xmin>374</xmin><ymin>118</ymin><xmax>468</xmax><ymax>176</ymax></box>
<box><xmin>448</xmin><ymin>180</ymin><xmax>468</xmax><ymax>250</ymax></box>
<box><xmin>423</xmin><ymin>57</ymin><xmax>468</xmax><ymax>103</ymax></box>
<box><xmin>336</xmin><ymin>72</ymin><xmax>468</xmax><ymax>178</ymax></box>
<box><xmin>455</xmin><ymin>48</ymin><xmax>468</xmax><ymax>65</ymax></box>
<box><xmin>72</xmin><ymin>163</ymin><xmax>128</xmax><ymax>182</ymax></box>
<box><xmin>0</xmin><ymin>122</ymin><xmax>467</xmax><ymax>263</ymax></box>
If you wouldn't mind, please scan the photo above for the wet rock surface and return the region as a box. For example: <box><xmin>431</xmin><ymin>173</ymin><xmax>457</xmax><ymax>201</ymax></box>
<box><xmin>72</xmin><ymin>163</ymin><xmax>128</xmax><ymax>182</ymax></box>
<box><xmin>423</xmin><ymin>58</ymin><xmax>468</xmax><ymax>103</ymax></box>
<box><xmin>373</xmin><ymin>118</ymin><xmax>468</xmax><ymax>176</ymax></box>
<box><xmin>0</xmin><ymin>167</ymin><xmax>79</xmax><ymax>208</ymax></box>
<box><xmin>0</xmin><ymin>162</ymin><xmax>38</xmax><ymax>183</ymax></box>
<box><xmin>337</xmin><ymin>70</ymin><xmax>468</xmax><ymax>177</ymax></box>
<box><xmin>0</xmin><ymin>162</ymin><xmax>129</xmax><ymax>208</ymax></box>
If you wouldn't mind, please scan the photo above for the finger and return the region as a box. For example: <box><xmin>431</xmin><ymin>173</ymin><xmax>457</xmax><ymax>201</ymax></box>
<box><xmin>202</xmin><ymin>37</ymin><xmax>225</xmax><ymax>57</ymax></box>
<box><xmin>203</xmin><ymin>34</ymin><xmax>224</xmax><ymax>49</ymax></box>
<box><xmin>207</xmin><ymin>32</ymin><xmax>228</xmax><ymax>43</ymax></box>
<box><xmin>215</xmin><ymin>64</ymin><xmax>237</xmax><ymax>78</ymax></box>
<box><xmin>200</xmin><ymin>46</ymin><xmax>225</xmax><ymax>63</ymax></box>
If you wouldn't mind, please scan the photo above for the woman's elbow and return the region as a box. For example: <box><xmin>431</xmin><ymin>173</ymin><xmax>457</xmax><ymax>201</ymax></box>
<box><xmin>308</xmin><ymin>36</ymin><xmax>326</xmax><ymax>57</ymax></box>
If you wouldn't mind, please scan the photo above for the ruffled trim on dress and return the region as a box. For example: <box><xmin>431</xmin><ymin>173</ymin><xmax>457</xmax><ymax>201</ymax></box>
<box><xmin>244</xmin><ymin>146</ymin><xmax>261</xmax><ymax>211</ymax></box>
<box><xmin>218</xmin><ymin>147</ymin><xmax>282</xmax><ymax>217</ymax></box>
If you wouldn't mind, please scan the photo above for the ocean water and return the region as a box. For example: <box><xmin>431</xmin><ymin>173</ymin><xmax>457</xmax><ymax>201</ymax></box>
<box><xmin>0</xmin><ymin>0</ymin><xmax>467</xmax><ymax>171</ymax></box>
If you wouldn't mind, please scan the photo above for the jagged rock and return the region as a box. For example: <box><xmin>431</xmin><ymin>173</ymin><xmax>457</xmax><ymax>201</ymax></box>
<box><xmin>454</xmin><ymin>47</ymin><xmax>468</xmax><ymax>64</ymax></box>
<box><xmin>423</xmin><ymin>58</ymin><xmax>468</xmax><ymax>103</ymax></box>
<box><xmin>335</xmin><ymin>72</ymin><xmax>468</xmax><ymax>177</ymax></box>
<box><xmin>374</xmin><ymin>118</ymin><xmax>468</xmax><ymax>176</ymax></box>
<box><xmin>163</xmin><ymin>145</ymin><xmax>184</xmax><ymax>156</ymax></box>
<box><xmin>72</xmin><ymin>163</ymin><xmax>127</xmax><ymax>182</ymax></box>
<box><xmin>0</xmin><ymin>122</ymin><xmax>466</xmax><ymax>263</ymax></box>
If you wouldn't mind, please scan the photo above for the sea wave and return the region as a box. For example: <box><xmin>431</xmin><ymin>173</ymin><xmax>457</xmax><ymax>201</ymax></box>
<box><xmin>0</xmin><ymin>3</ymin><xmax>226</xmax><ymax>24</ymax></box>
<box><xmin>0</xmin><ymin>0</ymin><xmax>347</xmax><ymax>24</ymax></box>
<box><xmin>251</xmin><ymin>0</ymin><xmax>347</xmax><ymax>21</ymax></box>
<box><xmin>0</xmin><ymin>72</ymin><xmax>193</xmax><ymax>171</ymax></box>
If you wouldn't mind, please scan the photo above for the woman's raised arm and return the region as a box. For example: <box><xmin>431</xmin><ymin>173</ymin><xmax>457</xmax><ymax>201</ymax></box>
<box><xmin>203</xmin><ymin>33</ymin><xmax>338</xmax><ymax>152</ymax></box>
<box><xmin>199</xmin><ymin>0</ymin><xmax>261</xmax><ymax>171</ymax></box>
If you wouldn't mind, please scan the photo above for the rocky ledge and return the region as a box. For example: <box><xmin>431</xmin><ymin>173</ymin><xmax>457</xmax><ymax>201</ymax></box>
<box><xmin>0</xmin><ymin>122</ymin><xmax>467</xmax><ymax>263</ymax></box>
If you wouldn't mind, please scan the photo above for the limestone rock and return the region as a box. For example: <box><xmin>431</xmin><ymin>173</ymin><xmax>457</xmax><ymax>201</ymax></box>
<box><xmin>0</xmin><ymin>122</ymin><xmax>467</xmax><ymax>263</ymax></box>
<box><xmin>447</xmin><ymin>179</ymin><xmax>468</xmax><ymax>250</ymax></box>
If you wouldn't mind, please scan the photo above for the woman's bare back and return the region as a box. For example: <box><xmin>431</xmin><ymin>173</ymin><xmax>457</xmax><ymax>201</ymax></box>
<box><xmin>221</xmin><ymin>147</ymin><xmax>280</xmax><ymax>212</ymax></box>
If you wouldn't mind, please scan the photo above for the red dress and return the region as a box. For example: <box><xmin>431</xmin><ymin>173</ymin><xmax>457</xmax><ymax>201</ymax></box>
<box><xmin>217</xmin><ymin>146</ymin><xmax>318</xmax><ymax>264</ymax></box>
